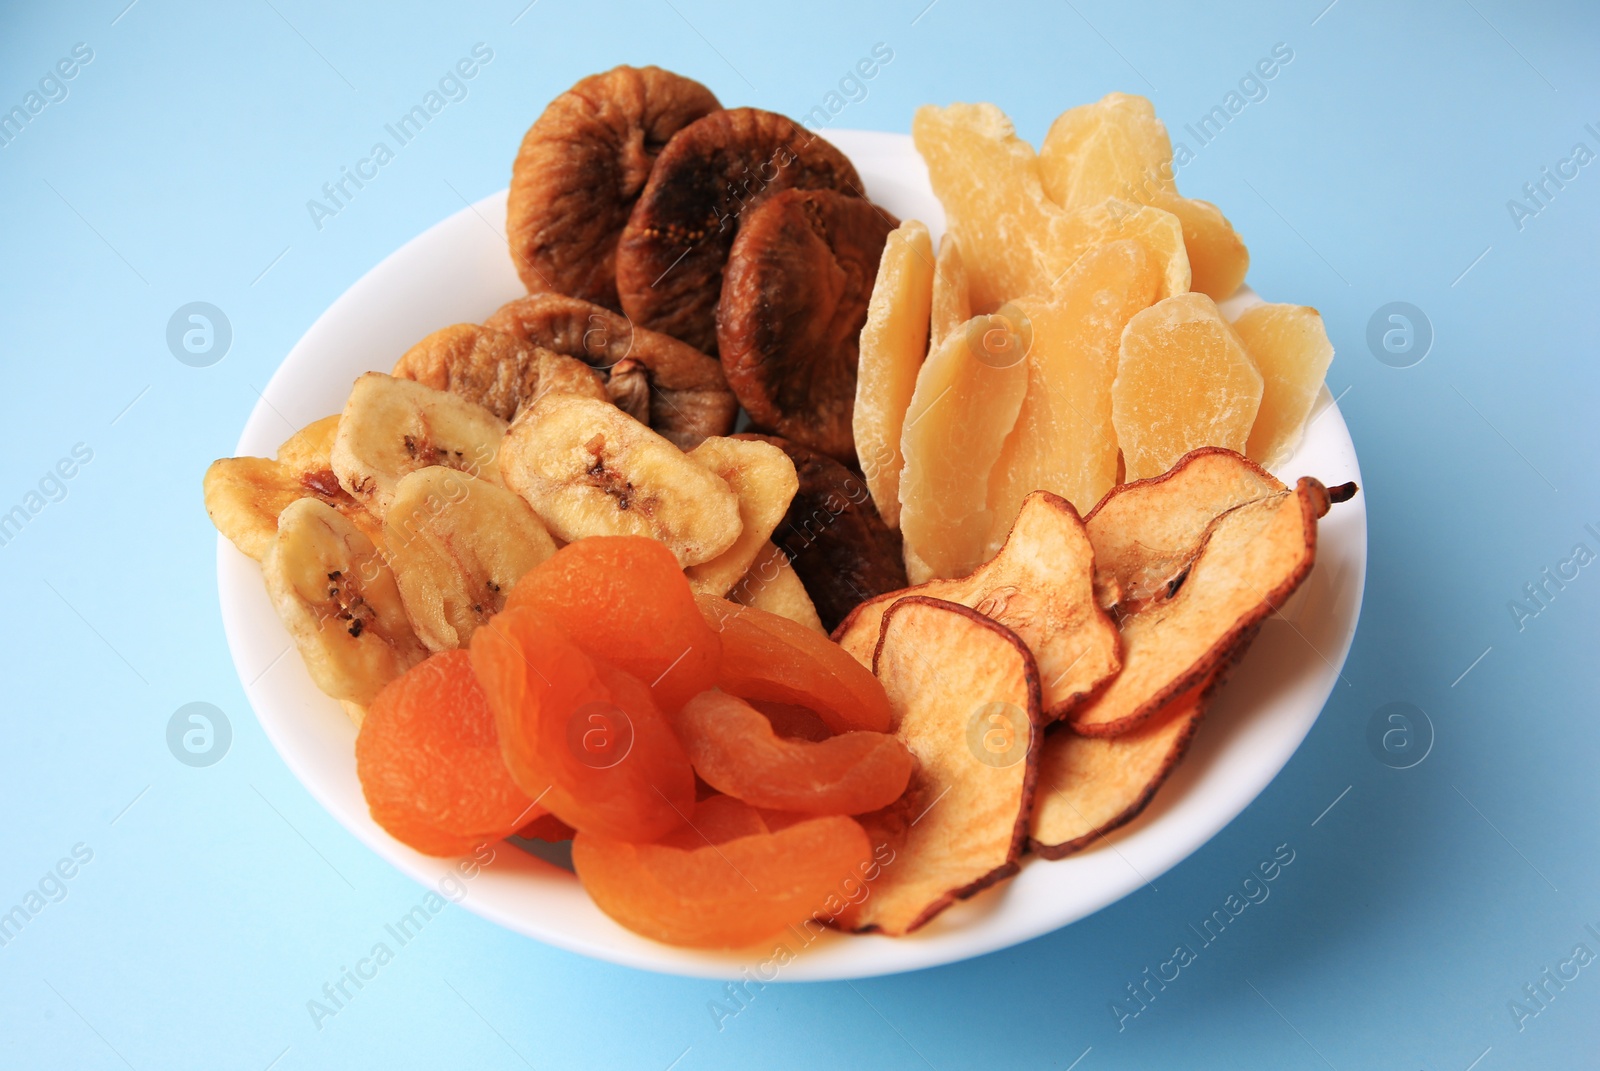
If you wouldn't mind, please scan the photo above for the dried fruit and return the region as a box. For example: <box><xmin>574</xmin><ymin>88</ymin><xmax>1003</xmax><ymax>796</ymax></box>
<box><xmin>719</xmin><ymin>187</ymin><xmax>899</xmax><ymax>462</ymax></box>
<box><xmin>674</xmin><ymin>690</ymin><xmax>913</xmax><ymax>814</ymax></box>
<box><xmin>262</xmin><ymin>498</ymin><xmax>427</xmax><ymax>705</ymax></box>
<box><xmin>854</xmin><ymin>219</ymin><xmax>934</xmax><ymax>528</ymax></box>
<box><xmin>1039</xmin><ymin>93</ymin><xmax>1249</xmax><ymax>301</ymax></box>
<box><xmin>391</xmin><ymin>322</ymin><xmax>607</xmax><ymax>421</ymax></box>
<box><xmin>330</xmin><ymin>372</ymin><xmax>507</xmax><ymax>519</ymax></box>
<box><xmin>728</xmin><ymin>542</ymin><xmax>824</xmax><ymax>634</ymax></box>
<box><xmin>736</xmin><ymin>435</ymin><xmax>906</xmax><ymax>631</ymax></box>
<box><xmin>498</xmin><ymin>393</ymin><xmax>742</xmax><ymax>567</ymax></box>
<box><xmin>929</xmin><ymin>233</ymin><xmax>971</xmax><ymax>351</ymax></box>
<box><xmin>383</xmin><ymin>467</ymin><xmax>557</xmax><ymax>652</ymax></box>
<box><xmin>1231</xmin><ymin>303</ymin><xmax>1336</xmax><ymax>467</ymax></box>
<box><xmin>842</xmin><ymin>597</ymin><xmax>1042</xmax><ymax>935</ymax></box>
<box><xmin>695</xmin><ymin>594</ymin><xmax>893</xmax><ymax>734</ymax></box>
<box><xmin>684</xmin><ymin>436</ymin><xmax>799</xmax><ymax>596</ymax></box>
<box><xmin>654</xmin><ymin>793</ymin><xmax>767</xmax><ymax>848</ymax></box>
<box><xmin>1074</xmin><ymin>452</ymin><xmax>1354</xmax><ymax>735</ymax></box>
<box><xmin>356</xmin><ymin>650</ymin><xmax>541</xmax><ymax>856</ymax></box>
<box><xmin>1029</xmin><ymin>673</ymin><xmax>1208</xmax><ymax>858</ymax></box>
<box><xmin>912</xmin><ymin>102</ymin><xmax>1189</xmax><ymax>314</ymax></box>
<box><xmin>616</xmin><ymin>108</ymin><xmax>863</xmax><ymax>354</ymax></box>
<box><xmin>484</xmin><ymin>292</ymin><xmax>737</xmax><ymax>446</ymax></box>
<box><xmin>504</xmin><ymin>535</ymin><xmax>721</xmax><ymax>714</ymax></box>
<box><xmin>203</xmin><ymin>455</ymin><xmax>379</xmax><ymax>562</ymax></box>
<box><xmin>470</xmin><ymin>605</ymin><xmax>696</xmax><ymax>841</ymax></box>
<box><xmin>1112</xmin><ymin>293</ymin><xmax>1263</xmax><ymax>482</ymax></box>
<box><xmin>897</xmin><ymin>317</ymin><xmax>1029</xmax><ymax>582</ymax></box>
<box><xmin>506</xmin><ymin>65</ymin><xmax>721</xmax><ymax>307</ymax></box>
<box><xmin>275</xmin><ymin>414</ymin><xmax>341</xmax><ymax>473</ymax></box>
<box><xmin>572</xmin><ymin>813</ymin><xmax>872</xmax><ymax>947</ymax></box>
<box><xmin>986</xmin><ymin>239</ymin><xmax>1160</xmax><ymax>540</ymax></box>
<box><xmin>834</xmin><ymin>491</ymin><xmax>1120</xmax><ymax>719</ymax></box>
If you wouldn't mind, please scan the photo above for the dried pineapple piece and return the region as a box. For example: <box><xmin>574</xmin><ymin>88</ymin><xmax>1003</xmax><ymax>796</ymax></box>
<box><xmin>929</xmin><ymin>232</ymin><xmax>971</xmax><ymax>351</ymax></box>
<box><xmin>1231</xmin><ymin>303</ymin><xmax>1335</xmax><ymax>467</ymax></box>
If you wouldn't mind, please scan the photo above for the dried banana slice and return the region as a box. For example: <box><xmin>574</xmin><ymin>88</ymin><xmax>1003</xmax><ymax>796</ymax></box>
<box><xmin>203</xmin><ymin>454</ymin><xmax>380</xmax><ymax>562</ymax></box>
<box><xmin>275</xmin><ymin>414</ymin><xmax>341</xmax><ymax>472</ymax></box>
<box><xmin>330</xmin><ymin>372</ymin><xmax>507</xmax><ymax>519</ymax></box>
<box><xmin>384</xmin><ymin>467</ymin><xmax>558</xmax><ymax>652</ymax></box>
<box><xmin>262</xmin><ymin>498</ymin><xmax>427</xmax><ymax>705</ymax></box>
<box><xmin>499</xmin><ymin>393</ymin><xmax>741</xmax><ymax>567</ymax></box>
<box><xmin>684</xmin><ymin>436</ymin><xmax>798</xmax><ymax>596</ymax></box>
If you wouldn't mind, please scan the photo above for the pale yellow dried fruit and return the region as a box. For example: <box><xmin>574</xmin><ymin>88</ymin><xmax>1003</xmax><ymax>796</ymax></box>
<box><xmin>1112</xmin><ymin>293</ymin><xmax>1263</xmax><ymax>482</ymax></box>
<box><xmin>684</xmin><ymin>436</ymin><xmax>798</xmax><ymax>595</ymax></box>
<box><xmin>276</xmin><ymin>414</ymin><xmax>341</xmax><ymax>472</ymax></box>
<box><xmin>929</xmin><ymin>233</ymin><xmax>971</xmax><ymax>351</ymax></box>
<box><xmin>729</xmin><ymin>542</ymin><xmax>825</xmax><ymax>633</ymax></box>
<box><xmin>854</xmin><ymin>219</ymin><xmax>934</xmax><ymax>529</ymax></box>
<box><xmin>1232</xmin><ymin>303</ymin><xmax>1335</xmax><ymax>467</ymax></box>
<box><xmin>203</xmin><ymin>455</ymin><xmax>380</xmax><ymax>562</ymax></box>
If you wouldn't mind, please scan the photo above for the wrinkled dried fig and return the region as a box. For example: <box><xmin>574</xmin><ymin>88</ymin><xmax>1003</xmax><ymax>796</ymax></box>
<box><xmin>718</xmin><ymin>188</ymin><xmax>898</xmax><ymax>464</ymax></box>
<box><xmin>506</xmin><ymin>65</ymin><xmax>721</xmax><ymax>308</ymax></box>
<box><xmin>736</xmin><ymin>434</ymin><xmax>907</xmax><ymax>632</ymax></box>
<box><xmin>484</xmin><ymin>292</ymin><xmax>737</xmax><ymax>447</ymax></box>
<box><xmin>391</xmin><ymin>323</ymin><xmax>607</xmax><ymax>420</ymax></box>
<box><xmin>616</xmin><ymin>108</ymin><xmax>864</xmax><ymax>354</ymax></box>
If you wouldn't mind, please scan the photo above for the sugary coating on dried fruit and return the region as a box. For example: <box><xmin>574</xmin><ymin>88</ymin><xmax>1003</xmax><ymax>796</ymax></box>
<box><xmin>504</xmin><ymin>535</ymin><xmax>721</xmax><ymax>713</ymax></box>
<box><xmin>728</xmin><ymin>542</ymin><xmax>825</xmax><ymax>634</ymax></box>
<box><xmin>572</xmin><ymin>813</ymin><xmax>872</xmax><ymax>947</ymax></box>
<box><xmin>1039</xmin><ymin>93</ymin><xmax>1249</xmax><ymax>301</ymax></box>
<box><xmin>1230</xmin><ymin>303</ymin><xmax>1335</xmax><ymax>467</ymax></box>
<box><xmin>854</xmin><ymin>219</ymin><xmax>934</xmax><ymax>529</ymax></box>
<box><xmin>498</xmin><ymin>393</ymin><xmax>742</xmax><ymax>567</ymax></box>
<box><xmin>841</xmin><ymin>597</ymin><xmax>1042</xmax><ymax>936</ymax></box>
<box><xmin>1112</xmin><ymin>293</ymin><xmax>1263</xmax><ymax>482</ymax></box>
<box><xmin>392</xmin><ymin>323</ymin><xmax>607</xmax><ymax>421</ymax></box>
<box><xmin>695</xmin><ymin>594</ymin><xmax>893</xmax><ymax>734</ymax></box>
<box><xmin>357</xmin><ymin>650</ymin><xmax>542</xmax><ymax>856</ymax></box>
<box><xmin>506</xmin><ymin>65</ymin><xmax>721</xmax><ymax>308</ymax></box>
<box><xmin>616</xmin><ymin>108</ymin><xmax>864</xmax><ymax>354</ymax></box>
<box><xmin>834</xmin><ymin>491</ymin><xmax>1121</xmax><ymax>720</ymax></box>
<box><xmin>684</xmin><ymin>436</ymin><xmax>799</xmax><ymax>597</ymax></box>
<box><xmin>470</xmin><ymin>605</ymin><xmax>696</xmax><ymax>841</ymax></box>
<box><xmin>484</xmin><ymin>292</ymin><xmax>737</xmax><ymax>446</ymax></box>
<box><xmin>737</xmin><ymin>434</ymin><xmax>907</xmax><ymax>632</ymax></box>
<box><xmin>383</xmin><ymin>467</ymin><xmax>557</xmax><ymax>652</ymax></box>
<box><xmin>674</xmin><ymin>690</ymin><xmax>913</xmax><ymax>815</ymax></box>
<box><xmin>719</xmin><ymin>188</ymin><xmax>899</xmax><ymax>463</ymax></box>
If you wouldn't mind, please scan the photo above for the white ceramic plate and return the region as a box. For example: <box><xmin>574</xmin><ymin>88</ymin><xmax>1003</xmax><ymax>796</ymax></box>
<box><xmin>219</xmin><ymin>130</ymin><xmax>1366</xmax><ymax>981</ymax></box>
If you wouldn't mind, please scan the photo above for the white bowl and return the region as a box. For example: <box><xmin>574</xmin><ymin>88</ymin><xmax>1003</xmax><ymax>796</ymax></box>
<box><xmin>219</xmin><ymin>130</ymin><xmax>1366</xmax><ymax>980</ymax></box>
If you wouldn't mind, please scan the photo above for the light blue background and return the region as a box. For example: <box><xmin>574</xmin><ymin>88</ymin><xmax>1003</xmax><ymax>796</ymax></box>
<box><xmin>2</xmin><ymin>1</ymin><xmax>1597</xmax><ymax>1067</ymax></box>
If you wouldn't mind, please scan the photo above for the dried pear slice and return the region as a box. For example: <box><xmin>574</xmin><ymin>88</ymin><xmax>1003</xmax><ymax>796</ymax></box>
<box><xmin>834</xmin><ymin>490</ymin><xmax>1120</xmax><ymax>719</ymax></box>
<box><xmin>854</xmin><ymin>219</ymin><xmax>934</xmax><ymax>528</ymax></box>
<box><xmin>1073</xmin><ymin>458</ymin><xmax>1353</xmax><ymax>736</ymax></box>
<box><xmin>684</xmin><ymin>436</ymin><xmax>799</xmax><ymax>596</ymax></box>
<box><xmin>498</xmin><ymin>393</ymin><xmax>742</xmax><ymax>567</ymax></box>
<box><xmin>1231</xmin><ymin>303</ymin><xmax>1336</xmax><ymax>468</ymax></box>
<box><xmin>842</xmin><ymin>596</ymin><xmax>1042</xmax><ymax>936</ymax></box>
<box><xmin>728</xmin><ymin>543</ymin><xmax>824</xmax><ymax>633</ymax></box>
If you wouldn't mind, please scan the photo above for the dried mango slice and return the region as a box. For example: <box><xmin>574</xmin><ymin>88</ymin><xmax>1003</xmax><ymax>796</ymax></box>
<box><xmin>854</xmin><ymin>219</ymin><xmax>934</xmax><ymax>529</ymax></box>
<box><xmin>1112</xmin><ymin>293</ymin><xmax>1264</xmax><ymax>482</ymax></box>
<box><xmin>572</xmin><ymin>814</ymin><xmax>873</xmax><ymax>948</ymax></box>
<box><xmin>356</xmin><ymin>650</ymin><xmax>542</xmax><ymax>857</ymax></box>
<box><xmin>912</xmin><ymin>102</ymin><xmax>1189</xmax><ymax>315</ymax></box>
<box><xmin>674</xmin><ymin>690</ymin><xmax>913</xmax><ymax>815</ymax></box>
<box><xmin>1231</xmin><ymin>303</ymin><xmax>1336</xmax><ymax>467</ymax></box>
<box><xmin>987</xmin><ymin>239</ymin><xmax>1161</xmax><ymax>542</ymax></box>
<box><xmin>1039</xmin><ymin>93</ymin><xmax>1248</xmax><ymax>301</ymax></box>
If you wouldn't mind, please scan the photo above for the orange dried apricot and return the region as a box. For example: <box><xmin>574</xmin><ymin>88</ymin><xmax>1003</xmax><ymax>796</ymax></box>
<box><xmin>656</xmin><ymin>793</ymin><xmax>769</xmax><ymax>848</ymax></box>
<box><xmin>356</xmin><ymin>650</ymin><xmax>540</xmax><ymax>857</ymax></box>
<box><xmin>572</xmin><ymin>814</ymin><xmax>873</xmax><ymax>947</ymax></box>
<box><xmin>694</xmin><ymin>594</ymin><xmax>893</xmax><ymax>734</ymax></box>
<box><xmin>469</xmin><ymin>606</ymin><xmax>696</xmax><ymax>842</ymax></box>
<box><xmin>517</xmin><ymin>814</ymin><xmax>577</xmax><ymax>842</ymax></box>
<box><xmin>504</xmin><ymin>536</ymin><xmax>720</xmax><ymax>712</ymax></box>
<box><xmin>674</xmin><ymin>691</ymin><xmax>913</xmax><ymax>814</ymax></box>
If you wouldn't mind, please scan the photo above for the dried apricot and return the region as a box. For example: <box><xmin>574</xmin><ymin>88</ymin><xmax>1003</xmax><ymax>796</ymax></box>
<box><xmin>572</xmin><ymin>814</ymin><xmax>873</xmax><ymax>947</ymax></box>
<box><xmin>356</xmin><ymin>650</ymin><xmax>541</xmax><ymax>856</ymax></box>
<box><xmin>694</xmin><ymin>594</ymin><xmax>893</xmax><ymax>734</ymax></box>
<box><xmin>675</xmin><ymin>690</ymin><xmax>913</xmax><ymax>814</ymax></box>
<box><xmin>469</xmin><ymin>606</ymin><xmax>695</xmax><ymax>841</ymax></box>
<box><xmin>503</xmin><ymin>535</ymin><xmax>721</xmax><ymax>713</ymax></box>
<box><xmin>656</xmin><ymin>793</ymin><xmax>768</xmax><ymax>848</ymax></box>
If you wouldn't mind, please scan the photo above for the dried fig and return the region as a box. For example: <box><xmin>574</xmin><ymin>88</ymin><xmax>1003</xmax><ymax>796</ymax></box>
<box><xmin>484</xmin><ymin>292</ymin><xmax>737</xmax><ymax>447</ymax></box>
<box><xmin>718</xmin><ymin>188</ymin><xmax>898</xmax><ymax>464</ymax></box>
<box><xmin>391</xmin><ymin>323</ymin><xmax>607</xmax><ymax>421</ymax></box>
<box><xmin>506</xmin><ymin>65</ymin><xmax>721</xmax><ymax>308</ymax></box>
<box><xmin>616</xmin><ymin>108</ymin><xmax>864</xmax><ymax>354</ymax></box>
<box><xmin>736</xmin><ymin>434</ymin><xmax>907</xmax><ymax>632</ymax></box>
